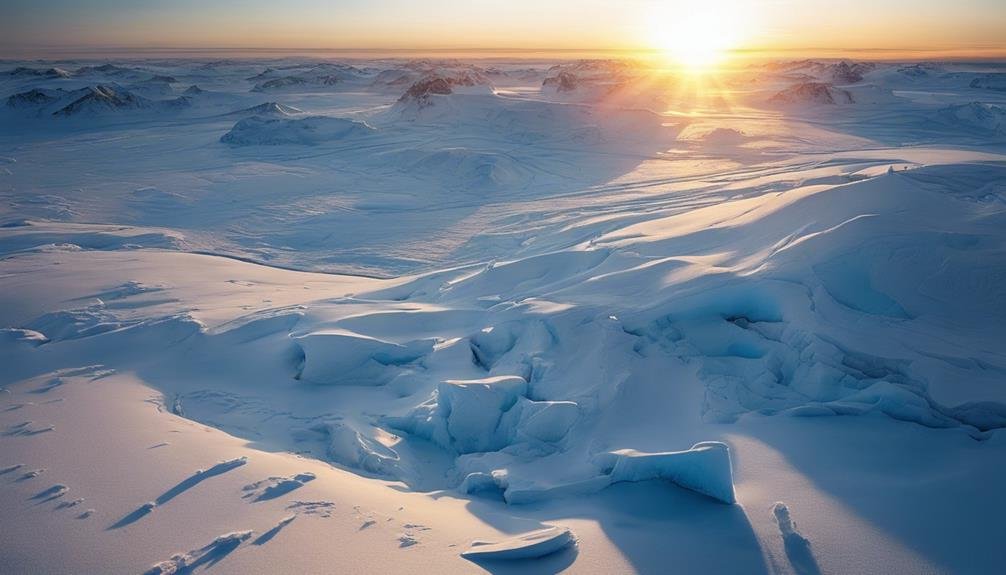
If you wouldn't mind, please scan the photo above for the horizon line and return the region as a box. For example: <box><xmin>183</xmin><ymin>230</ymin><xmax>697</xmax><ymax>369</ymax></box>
<box><xmin>3</xmin><ymin>45</ymin><xmax>1005</xmax><ymax>62</ymax></box>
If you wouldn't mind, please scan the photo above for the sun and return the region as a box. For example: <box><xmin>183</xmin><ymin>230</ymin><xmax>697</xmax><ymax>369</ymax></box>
<box><xmin>649</xmin><ymin>6</ymin><xmax>743</xmax><ymax>73</ymax></box>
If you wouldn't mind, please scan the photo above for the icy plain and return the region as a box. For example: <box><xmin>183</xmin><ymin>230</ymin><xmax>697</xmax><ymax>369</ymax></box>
<box><xmin>1</xmin><ymin>57</ymin><xmax>1005</xmax><ymax>574</ymax></box>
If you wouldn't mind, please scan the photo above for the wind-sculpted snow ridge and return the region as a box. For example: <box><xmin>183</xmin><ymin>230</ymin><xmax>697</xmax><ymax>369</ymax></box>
<box><xmin>220</xmin><ymin>115</ymin><xmax>375</xmax><ymax>146</ymax></box>
<box><xmin>144</xmin><ymin>530</ymin><xmax>254</xmax><ymax>574</ymax></box>
<box><xmin>596</xmin><ymin>442</ymin><xmax>736</xmax><ymax>503</ymax></box>
<box><xmin>461</xmin><ymin>525</ymin><xmax>575</xmax><ymax>561</ymax></box>
<box><xmin>0</xmin><ymin>221</ymin><xmax>188</xmax><ymax>256</ymax></box>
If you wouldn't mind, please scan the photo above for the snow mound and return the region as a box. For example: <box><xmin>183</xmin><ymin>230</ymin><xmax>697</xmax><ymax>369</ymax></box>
<box><xmin>683</xmin><ymin>127</ymin><xmax>750</xmax><ymax>146</ymax></box>
<box><xmin>393</xmin><ymin>148</ymin><xmax>534</xmax><ymax>191</ymax></box>
<box><xmin>461</xmin><ymin>525</ymin><xmax>575</xmax><ymax>560</ymax></box>
<box><xmin>769</xmin><ymin>82</ymin><xmax>854</xmax><ymax>106</ymax></box>
<box><xmin>597</xmin><ymin>442</ymin><xmax>736</xmax><ymax>504</ymax></box>
<box><xmin>293</xmin><ymin>329</ymin><xmax>433</xmax><ymax>385</ymax></box>
<box><xmin>220</xmin><ymin>115</ymin><xmax>375</xmax><ymax>146</ymax></box>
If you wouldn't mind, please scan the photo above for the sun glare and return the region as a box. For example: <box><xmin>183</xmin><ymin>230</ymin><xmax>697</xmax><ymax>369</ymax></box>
<box><xmin>650</xmin><ymin>5</ymin><xmax>744</xmax><ymax>73</ymax></box>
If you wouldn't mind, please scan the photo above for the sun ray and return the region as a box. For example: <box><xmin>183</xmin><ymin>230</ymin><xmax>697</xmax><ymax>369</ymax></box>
<box><xmin>647</xmin><ymin>1</ymin><xmax>750</xmax><ymax>75</ymax></box>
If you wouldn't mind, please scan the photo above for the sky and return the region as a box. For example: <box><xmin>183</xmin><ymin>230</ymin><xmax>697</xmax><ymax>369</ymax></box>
<box><xmin>2</xmin><ymin>0</ymin><xmax>1004</xmax><ymax>58</ymax></box>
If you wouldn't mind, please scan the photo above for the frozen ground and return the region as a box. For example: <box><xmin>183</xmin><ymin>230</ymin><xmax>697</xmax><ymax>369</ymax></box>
<box><xmin>1</xmin><ymin>57</ymin><xmax>1005</xmax><ymax>574</ymax></box>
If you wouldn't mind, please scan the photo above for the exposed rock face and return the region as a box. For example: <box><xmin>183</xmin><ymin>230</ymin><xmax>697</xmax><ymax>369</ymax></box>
<box><xmin>252</xmin><ymin>76</ymin><xmax>310</xmax><ymax>92</ymax></box>
<box><xmin>828</xmin><ymin>61</ymin><xmax>872</xmax><ymax>84</ymax></box>
<box><xmin>542</xmin><ymin>71</ymin><xmax>578</xmax><ymax>92</ymax></box>
<box><xmin>539</xmin><ymin>60</ymin><xmax>637</xmax><ymax>100</ymax></box>
<box><xmin>398</xmin><ymin>77</ymin><xmax>455</xmax><ymax>106</ymax></box>
<box><xmin>769</xmin><ymin>81</ymin><xmax>855</xmax><ymax>105</ymax></box>
<box><xmin>897</xmin><ymin>63</ymin><xmax>942</xmax><ymax>78</ymax></box>
<box><xmin>760</xmin><ymin>60</ymin><xmax>874</xmax><ymax>85</ymax></box>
